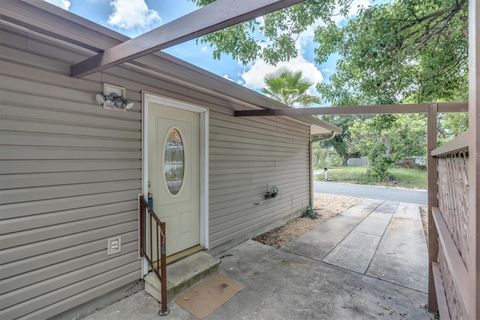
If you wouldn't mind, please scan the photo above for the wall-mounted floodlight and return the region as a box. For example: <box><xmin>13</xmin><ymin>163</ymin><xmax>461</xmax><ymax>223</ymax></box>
<box><xmin>96</xmin><ymin>92</ymin><xmax>134</xmax><ymax>110</ymax></box>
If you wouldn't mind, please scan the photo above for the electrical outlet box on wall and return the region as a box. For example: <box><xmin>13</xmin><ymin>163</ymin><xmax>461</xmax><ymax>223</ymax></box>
<box><xmin>107</xmin><ymin>236</ymin><xmax>122</xmax><ymax>255</ymax></box>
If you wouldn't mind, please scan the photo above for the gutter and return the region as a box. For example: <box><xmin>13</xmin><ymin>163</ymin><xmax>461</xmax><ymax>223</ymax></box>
<box><xmin>312</xmin><ymin>131</ymin><xmax>337</xmax><ymax>142</ymax></box>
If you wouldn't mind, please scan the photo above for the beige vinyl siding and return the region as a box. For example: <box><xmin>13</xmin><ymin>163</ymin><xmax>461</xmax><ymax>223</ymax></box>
<box><xmin>0</xmin><ymin>24</ymin><xmax>310</xmax><ymax>319</ymax></box>
<box><xmin>0</xmin><ymin>27</ymin><xmax>142</xmax><ymax>320</ymax></box>
<box><xmin>208</xmin><ymin>107</ymin><xmax>310</xmax><ymax>248</ymax></box>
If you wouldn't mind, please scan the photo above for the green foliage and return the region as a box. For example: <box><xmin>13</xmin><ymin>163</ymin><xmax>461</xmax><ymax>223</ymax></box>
<box><xmin>192</xmin><ymin>0</ymin><xmax>467</xmax><ymax>105</ymax></box>
<box><xmin>262</xmin><ymin>69</ymin><xmax>320</xmax><ymax>107</ymax></box>
<box><xmin>312</xmin><ymin>144</ymin><xmax>343</xmax><ymax>168</ymax></box>
<box><xmin>191</xmin><ymin>0</ymin><xmax>344</xmax><ymax>65</ymax></box>
<box><xmin>303</xmin><ymin>206</ymin><xmax>319</xmax><ymax>219</ymax></box>
<box><xmin>387</xmin><ymin>114</ymin><xmax>427</xmax><ymax>160</ymax></box>
<box><xmin>192</xmin><ymin>0</ymin><xmax>468</xmax><ymax>182</ymax></box>
<box><xmin>319</xmin><ymin>115</ymin><xmax>360</xmax><ymax>164</ymax></box>
<box><xmin>316</xmin><ymin>0</ymin><xmax>467</xmax><ymax>104</ymax></box>
<box><xmin>439</xmin><ymin>112</ymin><xmax>469</xmax><ymax>143</ymax></box>
<box><xmin>347</xmin><ymin>114</ymin><xmax>427</xmax><ymax>179</ymax></box>
<box><xmin>317</xmin><ymin>113</ymin><xmax>430</xmax><ymax>180</ymax></box>
<box><xmin>367</xmin><ymin>143</ymin><xmax>393</xmax><ymax>180</ymax></box>
<box><xmin>315</xmin><ymin>166</ymin><xmax>427</xmax><ymax>189</ymax></box>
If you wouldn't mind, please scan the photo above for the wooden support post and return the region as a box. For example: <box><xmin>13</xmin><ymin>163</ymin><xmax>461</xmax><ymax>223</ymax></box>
<box><xmin>467</xmin><ymin>0</ymin><xmax>479</xmax><ymax>318</ymax></box>
<box><xmin>309</xmin><ymin>137</ymin><xmax>314</xmax><ymax>208</ymax></box>
<box><xmin>427</xmin><ymin>103</ymin><xmax>439</xmax><ymax>312</ymax></box>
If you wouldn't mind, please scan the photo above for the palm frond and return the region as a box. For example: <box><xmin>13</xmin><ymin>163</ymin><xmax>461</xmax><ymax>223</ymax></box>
<box><xmin>263</xmin><ymin>69</ymin><xmax>321</xmax><ymax>107</ymax></box>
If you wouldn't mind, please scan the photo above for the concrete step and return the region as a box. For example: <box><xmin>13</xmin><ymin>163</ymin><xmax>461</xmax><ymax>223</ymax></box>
<box><xmin>144</xmin><ymin>251</ymin><xmax>220</xmax><ymax>303</ymax></box>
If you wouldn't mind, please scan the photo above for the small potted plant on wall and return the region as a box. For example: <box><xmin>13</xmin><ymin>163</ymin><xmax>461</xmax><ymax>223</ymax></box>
<box><xmin>264</xmin><ymin>185</ymin><xmax>279</xmax><ymax>199</ymax></box>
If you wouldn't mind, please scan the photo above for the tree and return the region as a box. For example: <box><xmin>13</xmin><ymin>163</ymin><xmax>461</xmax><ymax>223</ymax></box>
<box><xmin>315</xmin><ymin>0</ymin><xmax>468</xmax><ymax>105</ymax></box>
<box><xmin>192</xmin><ymin>0</ymin><xmax>468</xmax><ymax>104</ymax></box>
<box><xmin>312</xmin><ymin>144</ymin><xmax>343</xmax><ymax>168</ymax></box>
<box><xmin>319</xmin><ymin>115</ymin><xmax>360</xmax><ymax>165</ymax></box>
<box><xmin>192</xmin><ymin>0</ymin><xmax>468</xmax><ymax>179</ymax></box>
<box><xmin>349</xmin><ymin>114</ymin><xmax>427</xmax><ymax>179</ymax></box>
<box><xmin>191</xmin><ymin>0</ymin><xmax>343</xmax><ymax>65</ymax></box>
<box><xmin>262</xmin><ymin>69</ymin><xmax>320</xmax><ymax>107</ymax></box>
<box><xmin>439</xmin><ymin>112</ymin><xmax>469</xmax><ymax>142</ymax></box>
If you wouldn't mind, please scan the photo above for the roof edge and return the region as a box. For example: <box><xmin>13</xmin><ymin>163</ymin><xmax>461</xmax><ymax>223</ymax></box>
<box><xmin>8</xmin><ymin>0</ymin><xmax>340</xmax><ymax>132</ymax></box>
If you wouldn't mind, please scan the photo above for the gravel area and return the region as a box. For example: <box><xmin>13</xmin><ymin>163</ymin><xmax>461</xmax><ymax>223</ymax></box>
<box><xmin>253</xmin><ymin>193</ymin><xmax>362</xmax><ymax>248</ymax></box>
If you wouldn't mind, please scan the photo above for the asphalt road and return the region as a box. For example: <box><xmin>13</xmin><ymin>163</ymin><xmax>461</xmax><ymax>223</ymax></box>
<box><xmin>314</xmin><ymin>181</ymin><xmax>427</xmax><ymax>205</ymax></box>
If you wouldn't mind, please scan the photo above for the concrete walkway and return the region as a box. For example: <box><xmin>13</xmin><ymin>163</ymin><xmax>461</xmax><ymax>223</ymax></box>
<box><xmin>314</xmin><ymin>181</ymin><xmax>427</xmax><ymax>205</ymax></box>
<box><xmin>283</xmin><ymin>199</ymin><xmax>428</xmax><ymax>293</ymax></box>
<box><xmin>84</xmin><ymin>199</ymin><xmax>431</xmax><ymax>320</ymax></box>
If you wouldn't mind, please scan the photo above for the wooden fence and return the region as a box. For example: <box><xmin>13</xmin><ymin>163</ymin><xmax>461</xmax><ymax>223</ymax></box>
<box><xmin>430</xmin><ymin>131</ymin><xmax>472</xmax><ymax>319</ymax></box>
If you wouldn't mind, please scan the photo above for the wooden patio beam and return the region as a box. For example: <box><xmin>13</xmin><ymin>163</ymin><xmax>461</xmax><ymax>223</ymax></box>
<box><xmin>234</xmin><ymin>102</ymin><xmax>468</xmax><ymax>117</ymax></box>
<box><xmin>71</xmin><ymin>0</ymin><xmax>305</xmax><ymax>78</ymax></box>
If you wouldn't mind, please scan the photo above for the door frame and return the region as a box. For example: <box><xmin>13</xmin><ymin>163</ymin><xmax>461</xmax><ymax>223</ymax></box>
<box><xmin>142</xmin><ymin>91</ymin><xmax>209</xmax><ymax>256</ymax></box>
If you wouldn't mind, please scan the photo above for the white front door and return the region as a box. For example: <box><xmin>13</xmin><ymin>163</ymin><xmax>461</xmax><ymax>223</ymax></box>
<box><xmin>148</xmin><ymin>102</ymin><xmax>200</xmax><ymax>256</ymax></box>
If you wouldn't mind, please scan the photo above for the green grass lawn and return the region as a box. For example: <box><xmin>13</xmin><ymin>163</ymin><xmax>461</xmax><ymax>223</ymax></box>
<box><xmin>315</xmin><ymin>166</ymin><xmax>427</xmax><ymax>189</ymax></box>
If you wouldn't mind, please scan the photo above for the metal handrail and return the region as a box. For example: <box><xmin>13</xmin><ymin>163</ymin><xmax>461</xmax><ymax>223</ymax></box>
<box><xmin>139</xmin><ymin>196</ymin><xmax>168</xmax><ymax>316</ymax></box>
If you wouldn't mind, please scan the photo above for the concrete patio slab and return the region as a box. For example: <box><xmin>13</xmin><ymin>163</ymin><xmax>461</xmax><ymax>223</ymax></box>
<box><xmin>374</xmin><ymin>201</ymin><xmax>399</xmax><ymax>214</ymax></box>
<box><xmin>347</xmin><ymin>199</ymin><xmax>384</xmax><ymax>212</ymax></box>
<box><xmin>323</xmin><ymin>231</ymin><xmax>381</xmax><ymax>273</ymax></box>
<box><xmin>281</xmin><ymin>199</ymin><xmax>381</xmax><ymax>260</ymax></box>
<box><xmin>281</xmin><ymin>215</ymin><xmax>362</xmax><ymax>260</ymax></box>
<box><xmin>83</xmin><ymin>240</ymin><xmax>431</xmax><ymax>320</ymax></box>
<box><xmin>369</xmin><ymin>211</ymin><xmax>395</xmax><ymax>220</ymax></box>
<box><xmin>368</xmin><ymin>202</ymin><xmax>398</xmax><ymax>220</ymax></box>
<box><xmin>321</xmin><ymin>202</ymin><xmax>396</xmax><ymax>273</ymax></box>
<box><xmin>366</xmin><ymin>203</ymin><xmax>428</xmax><ymax>293</ymax></box>
<box><xmin>355</xmin><ymin>215</ymin><xmax>392</xmax><ymax>236</ymax></box>
<box><xmin>83</xmin><ymin>199</ymin><xmax>430</xmax><ymax>320</ymax></box>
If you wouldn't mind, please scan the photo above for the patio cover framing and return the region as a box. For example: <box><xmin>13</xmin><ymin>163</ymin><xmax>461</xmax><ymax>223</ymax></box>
<box><xmin>70</xmin><ymin>0</ymin><xmax>304</xmax><ymax>78</ymax></box>
<box><xmin>468</xmin><ymin>1</ymin><xmax>479</xmax><ymax>319</ymax></box>
<box><xmin>12</xmin><ymin>0</ymin><xmax>478</xmax><ymax>318</ymax></box>
<box><xmin>68</xmin><ymin>0</ymin><xmax>478</xmax><ymax>317</ymax></box>
<box><xmin>233</xmin><ymin>102</ymin><xmax>468</xmax><ymax>116</ymax></box>
<box><xmin>235</xmin><ymin>100</ymin><xmax>471</xmax><ymax>318</ymax></box>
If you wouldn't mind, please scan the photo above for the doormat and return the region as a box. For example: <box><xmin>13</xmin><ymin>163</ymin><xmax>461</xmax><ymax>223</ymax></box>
<box><xmin>175</xmin><ymin>273</ymin><xmax>246</xmax><ymax>319</ymax></box>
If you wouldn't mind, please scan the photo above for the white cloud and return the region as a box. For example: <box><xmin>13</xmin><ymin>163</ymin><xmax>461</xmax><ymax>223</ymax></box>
<box><xmin>349</xmin><ymin>0</ymin><xmax>371</xmax><ymax>15</ymax></box>
<box><xmin>239</xmin><ymin>0</ymin><xmax>372</xmax><ymax>103</ymax></box>
<box><xmin>44</xmin><ymin>0</ymin><xmax>71</xmax><ymax>10</ymax></box>
<box><xmin>241</xmin><ymin>20</ymin><xmax>324</xmax><ymax>96</ymax></box>
<box><xmin>108</xmin><ymin>0</ymin><xmax>161</xmax><ymax>31</ymax></box>
<box><xmin>241</xmin><ymin>55</ymin><xmax>323</xmax><ymax>95</ymax></box>
<box><xmin>296</xmin><ymin>20</ymin><xmax>324</xmax><ymax>53</ymax></box>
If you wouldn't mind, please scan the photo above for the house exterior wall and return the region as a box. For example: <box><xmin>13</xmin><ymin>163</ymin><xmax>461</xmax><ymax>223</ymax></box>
<box><xmin>0</xmin><ymin>26</ymin><xmax>309</xmax><ymax>319</ymax></box>
<box><xmin>208</xmin><ymin>107</ymin><xmax>310</xmax><ymax>249</ymax></box>
<box><xmin>0</xmin><ymin>28</ymin><xmax>143</xmax><ymax>320</ymax></box>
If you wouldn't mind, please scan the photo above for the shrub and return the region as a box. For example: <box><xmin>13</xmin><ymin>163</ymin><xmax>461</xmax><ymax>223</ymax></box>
<box><xmin>303</xmin><ymin>206</ymin><xmax>319</xmax><ymax>219</ymax></box>
<box><xmin>367</xmin><ymin>143</ymin><xmax>393</xmax><ymax>181</ymax></box>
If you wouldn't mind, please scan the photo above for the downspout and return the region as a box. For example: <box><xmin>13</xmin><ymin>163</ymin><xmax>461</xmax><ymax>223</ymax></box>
<box><xmin>309</xmin><ymin>131</ymin><xmax>337</xmax><ymax>207</ymax></box>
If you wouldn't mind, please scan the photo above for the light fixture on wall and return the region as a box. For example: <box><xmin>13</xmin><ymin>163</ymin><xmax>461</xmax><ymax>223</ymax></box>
<box><xmin>264</xmin><ymin>185</ymin><xmax>279</xmax><ymax>199</ymax></box>
<box><xmin>95</xmin><ymin>92</ymin><xmax>134</xmax><ymax>110</ymax></box>
<box><xmin>96</xmin><ymin>83</ymin><xmax>134</xmax><ymax>111</ymax></box>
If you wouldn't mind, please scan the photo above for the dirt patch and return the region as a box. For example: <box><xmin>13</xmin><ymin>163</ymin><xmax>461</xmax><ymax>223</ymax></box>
<box><xmin>253</xmin><ymin>194</ymin><xmax>362</xmax><ymax>248</ymax></box>
<box><xmin>419</xmin><ymin>206</ymin><xmax>428</xmax><ymax>245</ymax></box>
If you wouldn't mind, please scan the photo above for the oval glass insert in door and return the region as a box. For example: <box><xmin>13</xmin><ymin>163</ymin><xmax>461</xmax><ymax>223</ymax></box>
<box><xmin>164</xmin><ymin>128</ymin><xmax>184</xmax><ymax>195</ymax></box>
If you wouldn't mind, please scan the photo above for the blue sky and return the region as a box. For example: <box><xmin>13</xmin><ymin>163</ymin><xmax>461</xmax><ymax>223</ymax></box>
<box><xmin>45</xmin><ymin>0</ymin><xmax>371</xmax><ymax>100</ymax></box>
